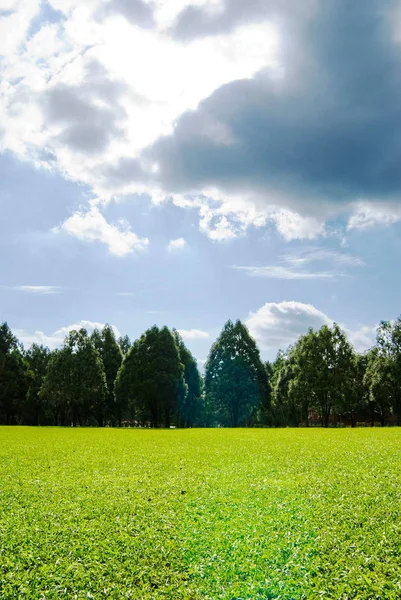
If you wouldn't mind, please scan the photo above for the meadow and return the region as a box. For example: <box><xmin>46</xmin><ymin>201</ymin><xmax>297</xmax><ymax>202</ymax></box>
<box><xmin>1</xmin><ymin>428</ymin><xmax>401</xmax><ymax>599</ymax></box>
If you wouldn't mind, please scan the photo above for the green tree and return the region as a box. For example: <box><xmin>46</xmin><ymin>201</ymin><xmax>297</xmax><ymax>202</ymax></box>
<box><xmin>364</xmin><ymin>347</ymin><xmax>393</xmax><ymax>426</ymax></box>
<box><xmin>291</xmin><ymin>324</ymin><xmax>355</xmax><ymax>427</ymax></box>
<box><xmin>118</xmin><ymin>335</ymin><xmax>131</xmax><ymax>356</ymax></box>
<box><xmin>0</xmin><ymin>323</ymin><xmax>29</xmax><ymax>424</ymax></box>
<box><xmin>376</xmin><ymin>319</ymin><xmax>401</xmax><ymax>424</ymax></box>
<box><xmin>40</xmin><ymin>348</ymin><xmax>72</xmax><ymax>425</ymax></box>
<box><xmin>173</xmin><ymin>330</ymin><xmax>202</xmax><ymax>427</ymax></box>
<box><xmin>342</xmin><ymin>353</ymin><xmax>369</xmax><ymax>427</ymax></box>
<box><xmin>205</xmin><ymin>320</ymin><xmax>267</xmax><ymax>427</ymax></box>
<box><xmin>115</xmin><ymin>326</ymin><xmax>183</xmax><ymax>427</ymax></box>
<box><xmin>25</xmin><ymin>344</ymin><xmax>51</xmax><ymax>425</ymax></box>
<box><xmin>268</xmin><ymin>346</ymin><xmax>307</xmax><ymax>427</ymax></box>
<box><xmin>91</xmin><ymin>325</ymin><xmax>123</xmax><ymax>425</ymax></box>
<box><xmin>40</xmin><ymin>329</ymin><xmax>107</xmax><ymax>426</ymax></box>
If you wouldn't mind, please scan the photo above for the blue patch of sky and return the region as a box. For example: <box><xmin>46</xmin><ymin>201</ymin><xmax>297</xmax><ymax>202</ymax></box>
<box><xmin>26</xmin><ymin>0</ymin><xmax>65</xmax><ymax>39</ymax></box>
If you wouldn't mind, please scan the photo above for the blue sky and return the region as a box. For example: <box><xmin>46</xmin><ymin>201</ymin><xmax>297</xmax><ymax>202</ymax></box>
<box><xmin>1</xmin><ymin>0</ymin><xmax>401</xmax><ymax>365</ymax></box>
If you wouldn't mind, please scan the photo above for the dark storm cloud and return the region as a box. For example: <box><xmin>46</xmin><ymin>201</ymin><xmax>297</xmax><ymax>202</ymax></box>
<box><xmin>43</xmin><ymin>61</ymin><xmax>127</xmax><ymax>155</ymax></box>
<box><xmin>128</xmin><ymin>0</ymin><xmax>401</xmax><ymax>215</ymax></box>
<box><xmin>96</xmin><ymin>0</ymin><xmax>154</xmax><ymax>28</ymax></box>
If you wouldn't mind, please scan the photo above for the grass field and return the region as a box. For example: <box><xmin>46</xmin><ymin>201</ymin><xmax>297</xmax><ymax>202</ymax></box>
<box><xmin>1</xmin><ymin>428</ymin><xmax>401</xmax><ymax>599</ymax></box>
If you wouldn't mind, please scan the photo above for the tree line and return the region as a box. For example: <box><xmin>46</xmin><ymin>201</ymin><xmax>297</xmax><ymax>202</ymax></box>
<box><xmin>1</xmin><ymin>317</ymin><xmax>401</xmax><ymax>428</ymax></box>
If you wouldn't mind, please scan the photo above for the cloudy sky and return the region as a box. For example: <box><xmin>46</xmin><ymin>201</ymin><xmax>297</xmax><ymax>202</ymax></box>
<box><xmin>1</xmin><ymin>0</ymin><xmax>401</xmax><ymax>363</ymax></box>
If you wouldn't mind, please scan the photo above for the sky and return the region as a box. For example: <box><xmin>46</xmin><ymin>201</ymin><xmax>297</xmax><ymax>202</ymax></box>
<box><xmin>1</xmin><ymin>0</ymin><xmax>401</xmax><ymax>366</ymax></box>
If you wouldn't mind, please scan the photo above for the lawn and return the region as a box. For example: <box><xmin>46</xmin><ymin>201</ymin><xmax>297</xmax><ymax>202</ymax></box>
<box><xmin>0</xmin><ymin>428</ymin><xmax>401</xmax><ymax>599</ymax></box>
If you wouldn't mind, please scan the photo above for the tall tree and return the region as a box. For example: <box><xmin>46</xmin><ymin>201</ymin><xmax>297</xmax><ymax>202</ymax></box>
<box><xmin>364</xmin><ymin>347</ymin><xmax>393</xmax><ymax>426</ymax></box>
<box><xmin>376</xmin><ymin>319</ymin><xmax>401</xmax><ymax>424</ymax></box>
<box><xmin>25</xmin><ymin>344</ymin><xmax>51</xmax><ymax>425</ymax></box>
<box><xmin>91</xmin><ymin>325</ymin><xmax>123</xmax><ymax>425</ymax></box>
<box><xmin>39</xmin><ymin>348</ymin><xmax>72</xmax><ymax>426</ymax></box>
<box><xmin>341</xmin><ymin>353</ymin><xmax>369</xmax><ymax>427</ymax></box>
<box><xmin>291</xmin><ymin>324</ymin><xmax>355</xmax><ymax>427</ymax></box>
<box><xmin>115</xmin><ymin>326</ymin><xmax>183</xmax><ymax>427</ymax></box>
<box><xmin>118</xmin><ymin>335</ymin><xmax>131</xmax><ymax>356</ymax></box>
<box><xmin>172</xmin><ymin>330</ymin><xmax>202</xmax><ymax>427</ymax></box>
<box><xmin>0</xmin><ymin>323</ymin><xmax>29</xmax><ymax>424</ymax></box>
<box><xmin>273</xmin><ymin>349</ymin><xmax>303</xmax><ymax>427</ymax></box>
<box><xmin>205</xmin><ymin>320</ymin><xmax>268</xmax><ymax>427</ymax></box>
<box><xmin>40</xmin><ymin>329</ymin><xmax>107</xmax><ymax>426</ymax></box>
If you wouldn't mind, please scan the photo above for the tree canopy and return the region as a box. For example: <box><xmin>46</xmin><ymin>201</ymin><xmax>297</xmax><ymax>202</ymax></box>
<box><xmin>115</xmin><ymin>326</ymin><xmax>184</xmax><ymax>427</ymax></box>
<box><xmin>205</xmin><ymin>320</ymin><xmax>268</xmax><ymax>427</ymax></box>
<box><xmin>3</xmin><ymin>312</ymin><xmax>401</xmax><ymax>428</ymax></box>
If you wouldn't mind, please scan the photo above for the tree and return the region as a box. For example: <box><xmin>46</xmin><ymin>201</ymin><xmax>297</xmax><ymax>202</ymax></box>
<box><xmin>341</xmin><ymin>353</ymin><xmax>369</xmax><ymax>427</ymax></box>
<box><xmin>118</xmin><ymin>335</ymin><xmax>131</xmax><ymax>356</ymax></box>
<box><xmin>364</xmin><ymin>348</ymin><xmax>393</xmax><ymax>426</ymax></box>
<box><xmin>40</xmin><ymin>329</ymin><xmax>107</xmax><ymax>426</ymax></box>
<box><xmin>40</xmin><ymin>348</ymin><xmax>72</xmax><ymax>425</ymax></box>
<box><xmin>376</xmin><ymin>319</ymin><xmax>401</xmax><ymax>424</ymax></box>
<box><xmin>115</xmin><ymin>326</ymin><xmax>183</xmax><ymax>427</ymax></box>
<box><xmin>172</xmin><ymin>330</ymin><xmax>202</xmax><ymax>427</ymax></box>
<box><xmin>0</xmin><ymin>323</ymin><xmax>29</xmax><ymax>424</ymax></box>
<box><xmin>91</xmin><ymin>325</ymin><xmax>123</xmax><ymax>425</ymax></box>
<box><xmin>25</xmin><ymin>344</ymin><xmax>51</xmax><ymax>425</ymax></box>
<box><xmin>205</xmin><ymin>320</ymin><xmax>268</xmax><ymax>427</ymax></box>
<box><xmin>291</xmin><ymin>324</ymin><xmax>355</xmax><ymax>427</ymax></box>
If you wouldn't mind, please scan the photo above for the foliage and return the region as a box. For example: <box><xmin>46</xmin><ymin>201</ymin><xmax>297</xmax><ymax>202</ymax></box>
<box><xmin>115</xmin><ymin>326</ymin><xmax>183</xmax><ymax>427</ymax></box>
<box><xmin>364</xmin><ymin>348</ymin><xmax>393</xmax><ymax>427</ymax></box>
<box><xmin>289</xmin><ymin>324</ymin><xmax>356</xmax><ymax>427</ymax></box>
<box><xmin>91</xmin><ymin>325</ymin><xmax>123</xmax><ymax>425</ymax></box>
<box><xmin>118</xmin><ymin>334</ymin><xmax>131</xmax><ymax>355</ymax></box>
<box><xmin>40</xmin><ymin>329</ymin><xmax>107</xmax><ymax>426</ymax></box>
<box><xmin>3</xmin><ymin>314</ymin><xmax>401</xmax><ymax>427</ymax></box>
<box><xmin>205</xmin><ymin>320</ymin><xmax>268</xmax><ymax>426</ymax></box>
<box><xmin>375</xmin><ymin>319</ymin><xmax>401</xmax><ymax>423</ymax></box>
<box><xmin>24</xmin><ymin>344</ymin><xmax>51</xmax><ymax>425</ymax></box>
<box><xmin>0</xmin><ymin>322</ymin><xmax>29</xmax><ymax>424</ymax></box>
<box><xmin>173</xmin><ymin>330</ymin><xmax>202</xmax><ymax>427</ymax></box>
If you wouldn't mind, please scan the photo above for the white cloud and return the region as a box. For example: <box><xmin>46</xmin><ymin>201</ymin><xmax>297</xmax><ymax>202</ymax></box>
<box><xmin>13</xmin><ymin>329</ymin><xmax>64</xmax><ymax>350</ymax></box>
<box><xmin>54</xmin><ymin>320</ymin><xmax>121</xmax><ymax>339</ymax></box>
<box><xmin>233</xmin><ymin>246</ymin><xmax>364</xmax><ymax>280</ymax></box>
<box><xmin>233</xmin><ymin>265</ymin><xmax>335</xmax><ymax>280</ymax></box>
<box><xmin>246</xmin><ymin>300</ymin><xmax>377</xmax><ymax>355</ymax></box>
<box><xmin>346</xmin><ymin>325</ymin><xmax>377</xmax><ymax>353</ymax></box>
<box><xmin>168</xmin><ymin>237</ymin><xmax>186</xmax><ymax>251</ymax></box>
<box><xmin>282</xmin><ymin>248</ymin><xmax>365</xmax><ymax>268</ymax></box>
<box><xmin>0</xmin><ymin>0</ymin><xmax>41</xmax><ymax>57</ymax></box>
<box><xmin>172</xmin><ymin>193</ymin><xmax>329</xmax><ymax>242</ymax></box>
<box><xmin>347</xmin><ymin>202</ymin><xmax>401</xmax><ymax>231</ymax></box>
<box><xmin>14</xmin><ymin>320</ymin><xmax>121</xmax><ymax>350</ymax></box>
<box><xmin>246</xmin><ymin>301</ymin><xmax>332</xmax><ymax>351</ymax></box>
<box><xmin>13</xmin><ymin>285</ymin><xmax>62</xmax><ymax>294</ymax></box>
<box><xmin>0</xmin><ymin>1</ymin><xmax>299</xmax><ymax>244</ymax></box>
<box><xmin>0</xmin><ymin>3</ymin><xmax>279</xmax><ymax>190</ymax></box>
<box><xmin>178</xmin><ymin>329</ymin><xmax>210</xmax><ymax>340</ymax></box>
<box><xmin>1</xmin><ymin>1</ymin><xmax>398</xmax><ymax>245</ymax></box>
<box><xmin>60</xmin><ymin>207</ymin><xmax>149</xmax><ymax>256</ymax></box>
<box><xmin>272</xmin><ymin>210</ymin><xmax>326</xmax><ymax>241</ymax></box>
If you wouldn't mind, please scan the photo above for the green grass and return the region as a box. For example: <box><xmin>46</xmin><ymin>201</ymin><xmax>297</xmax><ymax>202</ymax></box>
<box><xmin>1</xmin><ymin>428</ymin><xmax>401</xmax><ymax>599</ymax></box>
